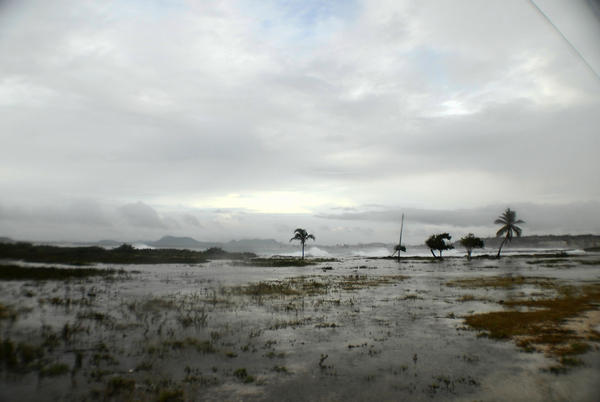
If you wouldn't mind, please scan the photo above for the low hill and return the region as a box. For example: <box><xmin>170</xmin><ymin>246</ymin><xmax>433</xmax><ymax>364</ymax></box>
<box><xmin>475</xmin><ymin>234</ymin><xmax>600</xmax><ymax>249</ymax></box>
<box><xmin>149</xmin><ymin>235</ymin><xmax>219</xmax><ymax>249</ymax></box>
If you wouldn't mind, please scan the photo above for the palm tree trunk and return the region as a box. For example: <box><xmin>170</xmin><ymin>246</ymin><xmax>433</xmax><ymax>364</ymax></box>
<box><xmin>467</xmin><ymin>250</ymin><xmax>472</xmax><ymax>260</ymax></box>
<box><xmin>497</xmin><ymin>237</ymin><xmax>507</xmax><ymax>259</ymax></box>
<box><xmin>301</xmin><ymin>242</ymin><xmax>305</xmax><ymax>259</ymax></box>
<box><xmin>430</xmin><ymin>249</ymin><xmax>436</xmax><ymax>258</ymax></box>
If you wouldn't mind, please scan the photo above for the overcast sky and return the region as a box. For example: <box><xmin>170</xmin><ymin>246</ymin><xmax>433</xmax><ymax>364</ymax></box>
<box><xmin>1</xmin><ymin>0</ymin><xmax>599</xmax><ymax>245</ymax></box>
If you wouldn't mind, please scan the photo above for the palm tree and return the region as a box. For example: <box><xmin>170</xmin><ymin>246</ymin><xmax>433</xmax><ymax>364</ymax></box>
<box><xmin>289</xmin><ymin>228</ymin><xmax>315</xmax><ymax>259</ymax></box>
<box><xmin>494</xmin><ymin>208</ymin><xmax>525</xmax><ymax>258</ymax></box>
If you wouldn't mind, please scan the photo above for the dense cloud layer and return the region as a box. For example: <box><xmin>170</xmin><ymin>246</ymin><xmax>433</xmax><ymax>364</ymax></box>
<box><xmin>1</xmin><ymin>199</ymin><xmax>598</xmax><ymax>246</ymax></box>
<box><xmin>1</xmin><ymin>0</ymin><xmax>599</xmax><ymax>243</ymax></box>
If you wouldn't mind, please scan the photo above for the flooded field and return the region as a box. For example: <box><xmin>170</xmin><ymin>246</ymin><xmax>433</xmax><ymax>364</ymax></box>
<box><xmin>1</xmin><ymin>255</ymin><xmax>599</xmax><ymax>401</ymax></box>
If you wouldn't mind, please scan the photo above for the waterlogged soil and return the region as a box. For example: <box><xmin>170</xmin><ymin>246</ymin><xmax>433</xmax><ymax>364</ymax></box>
<box><xmin>0</xmin><ymin>256</ymin><xmax>599</xmax><ymax>401</ymax></box>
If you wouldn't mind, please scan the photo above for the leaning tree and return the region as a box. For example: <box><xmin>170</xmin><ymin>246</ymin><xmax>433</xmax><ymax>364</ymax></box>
<box><xmin>494</xmin><ymin>208</ymin><xmax>525</xmax><ymax>258</ymax></box>
<box><xmin>425</xmin><ymin>233</ymin><xmax>454</xmax><ymax>259</ymax></box>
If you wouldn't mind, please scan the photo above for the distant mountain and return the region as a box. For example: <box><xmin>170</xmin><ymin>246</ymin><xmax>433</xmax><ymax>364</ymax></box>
<box><xmin>97</xmin><ymin>239</ymin><xmax>123</xmax><ymax>247</ymax></box>
<box><xmin>3</xmin><ymin>233</ymin><xmax>598</xmax><ymax>255</ymax></box>
<box><xmin>222</xmin><ymin>238</ymin><xmax>294</xmax><ymax>253</ymax></box>
<box><xmin>149</xmin><ymin>235</ymin><xmax>219</xmax><ymax>249</ymax></box>
<box><xmin>146</xmin><ymin>236</ymin><xmax>298</xmax><ymax>253</ymax></box>
<box><xmin>470</xmin><ymin>234</ymin><xmax>600</xmax><ymax>249</ymax></box>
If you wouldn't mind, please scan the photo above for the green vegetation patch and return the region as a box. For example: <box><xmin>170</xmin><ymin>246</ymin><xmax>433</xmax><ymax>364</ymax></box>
<box><xmin>39</xmin><ymin>363</ymin><xmax>70</xmax><ymax>377</ymax></box>
<box><xmin>0</xmin><ymin>242</ymin><xmax>255</xmax><ymax>265</ymax></box>
<box><xmin>157</xmin><ymin>388</ymin><xmax>184</xmax><ymax>402</ymax></box>
<box><xmin>0</xmin><ymin>264</ymin><xmax>122</xmax><ymax>281</ymax></box>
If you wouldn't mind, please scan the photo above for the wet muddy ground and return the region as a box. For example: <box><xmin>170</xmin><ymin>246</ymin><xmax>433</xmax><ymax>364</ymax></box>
<box><xmin>1</xmin><ymin>255</ymin><xmax>599</xmax><ymax>401</ymax></box>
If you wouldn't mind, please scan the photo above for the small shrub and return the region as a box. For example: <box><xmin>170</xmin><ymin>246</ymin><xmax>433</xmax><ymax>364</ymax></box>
<box><xmin>233</xmin><ymin>368</ymin><xmax>255</xmax><ymax>383</ymax></box>
<box><xmin>157</xmin><ymin>388</ymin><xmax>184</xmax><ymax>402</ymax></box>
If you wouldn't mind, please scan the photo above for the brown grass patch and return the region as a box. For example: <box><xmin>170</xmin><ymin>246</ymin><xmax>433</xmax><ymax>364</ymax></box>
<box><xmin>463</xmin><ymin>283</ymin><xmax>600</xmax><ymax>365</ymax></box>
<box><xmin>339</xmin><ymin>274</ymin><xmax>407</xmax><ymax>291</ymax></box>
<box><xmin>230</xmin><ymin>274</ymin><xmax>407</xmax><ymax>297</ymax></box>
<box><xmin>446</xmin><ymin>275</ymin><xmax>557</xmax><ymax>289</ymax></box>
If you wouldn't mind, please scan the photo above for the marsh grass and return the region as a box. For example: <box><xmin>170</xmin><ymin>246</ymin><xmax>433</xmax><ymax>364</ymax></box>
<box><xmin>339</xmin><ymin>274</ymin><xmax>407</xmax><ymax>291</ymax></box>
<box><xmin>233</xmin><ymin>367</ymin><xmax>255</xmax><ymax>383</ymax></box>
<box><xmin>460</xmin><ymin>279</ymin><xmax>600</xmax><ymax>369</ymax></box>
<box><xmin>272</xmin><ymin>365</ymin><xmax>289</xmax><ymax>374</ymax></box>
<box><xmin>77</xmin><ymin>310</ymin><xmax>112</xmax><ymax>322</ymax></box>
<box><xmin>127</xmin><ymin>297</ymin><xmax>176</xmax><ymax>314</ymax></box>
<box><xmin>230</xmin><ymin>274</ymin><xmax>406</xmax><ymax>298</ymax></box>
<box><xmin>39</xmin><ymin>296</ymin><xmax>93</xmax><ymax>307</ymax></box>
<box><xmin>0</xmin><ymin>264</ymin><xmax>123</xmax><ymax>280</ymax></box>
<box><xmin>39</xmin><ymin>363</ymin><xmax>70</xmax><ymax>377</ymax></box>
<box><xmin>156</xmin><ymin>388</ymin><xmax>184</xmax><ymax>401</ymax></box>
<box><xmin>446</xmin><ymin>275</ymin><xmax>557</xmax><ymax>290</ymax></box>
<box><xmin>576</xmin><ymin>259</ymin><xmax>600</xmax><ymax>266</ymax></box>
<box><xmin>0</xmin><ymin>242</ymin><xmax>255</xmax><ymax>265</ymax></box>
<box><xmin>162</xmin><ymin>338</ymin><xmax>216</xmax><ymax>354</ymax></box>
<box><xmin>234</xmin><ymin>281</ymin><xmax>302</xmax><ymax>296</ymax></box>
<box><xmin>0</xmin><ymin>303</ymin><xmax>17</xmax><ymax>320</ymax></box>
<box><xmin>269</xmin><ymin>317</ymin><xmax>312</xmax><ymax>330</ymax></box>
<box><xmin>241</xmin><ymin>257</ymin><xmax>337</xmax><ymax>267</ymax></box>
<box><xmin>105</xmin><ymin>376</ymin><xmax>136</xmax><ymax>397</ymax></box>
<box><xmin>525</xmin><ymin>259</ymin><xmax>569</xmax><ymax>265</ymax></box>
<box><xmin>0</xmin><ymin>338</ymin><xmax>45</xmax><ymax>371</ymax></box>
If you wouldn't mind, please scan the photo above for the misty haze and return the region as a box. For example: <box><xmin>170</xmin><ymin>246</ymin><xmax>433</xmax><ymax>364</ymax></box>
<box><xmin>1</xmin><ymin>1</ymin><xmax>599</xmax><ymax>401</ymax></box>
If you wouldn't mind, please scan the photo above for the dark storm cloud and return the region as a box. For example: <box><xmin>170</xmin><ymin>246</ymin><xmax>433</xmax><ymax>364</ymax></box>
<box><xmin>318</xmin><ymin>201</ymin><xmax>600</xmax><ymax>235</ymax></box>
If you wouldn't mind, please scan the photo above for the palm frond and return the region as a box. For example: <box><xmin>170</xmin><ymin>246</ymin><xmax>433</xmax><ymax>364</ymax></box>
<box><xmin>496</xmin><ymin>226</ymin><xmax>508</xmax><ymax>237</ymax></box>
<box><xmin>290</xmin><ymin>228</ymin><xmax>315</xmax><ymax>244</ymax></box>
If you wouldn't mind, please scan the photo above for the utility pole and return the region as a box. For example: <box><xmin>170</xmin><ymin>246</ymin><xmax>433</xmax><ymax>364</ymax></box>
<box><xmin>397</xmin><ymin>213</ymin><xmax>405</xmax><ymax>262</ymax></box>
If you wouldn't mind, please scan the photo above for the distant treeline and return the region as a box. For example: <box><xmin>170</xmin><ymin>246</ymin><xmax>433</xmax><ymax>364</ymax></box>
<box><xmin>477</xmin><ymin>234</ymin><xmax>600</xmax><ymax>249</ymax></box>
<box><xmin>0</xmin><ymin>242</ymin><xmax>256</xmax><ymax>265</ymax></box>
